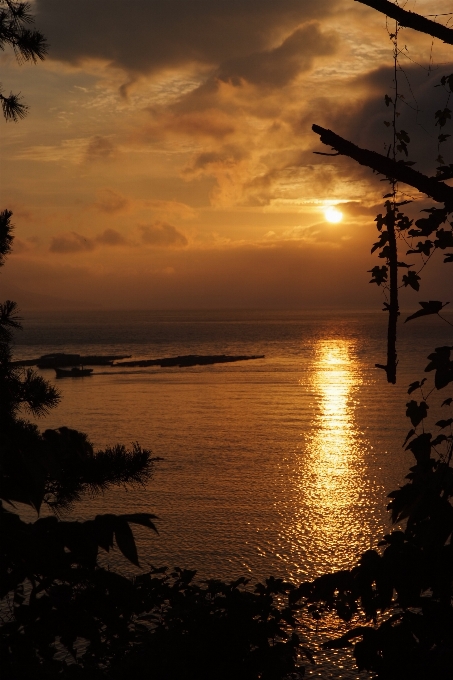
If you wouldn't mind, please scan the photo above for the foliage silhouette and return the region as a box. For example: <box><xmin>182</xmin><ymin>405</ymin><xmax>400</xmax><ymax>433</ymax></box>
<box><xmin>306</xmin><ymin>2</ymin><xmax>453</xmax><ymax>677</ymax></box>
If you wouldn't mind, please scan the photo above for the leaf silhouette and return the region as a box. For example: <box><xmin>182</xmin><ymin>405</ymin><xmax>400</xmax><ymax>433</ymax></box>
<box><xmin>435</xmin><ymin>418</ymin><xmax>453</xmax><ymax>429</ymax></box>
<box><xmin>402</xmin><ymin>270</ymin><xmax>421</xmax><ymax>291</ymax></box>
<box><xmin>114</xmin><ymin>519</ymin><xmax>140</xmax><ymax>567</ymax></box>
<box><xmin>93</xmin><ymin>514</ymin><xmax>116</xmax><ymax>552</ymax></box>
<box><xmin>405</xmin><ymin>432</ymin><xmax>432</xmax><ymax>463</ymax></box>
<box><xmin>441</xmin><ymin>397</ymin><xmax>453</xmax><ymax>406</ymax></box>
<box><xmin>425</xmin><ymin>346</ymin><xmax>453</xmax><ymax>389</ymax></box>
<box><xmin>431</xmin><ymin>434</ymin><xmax>449</xmax><ymax>447</ymax></box>
<box><xmin>121</xmin><ymin>513</ymin><xmax>159</xmax><ymax>533</ymax></box>
<box><xmin>406</xmin><ymin>400</ymin><xmax>428</xmax><ymax>427</ymax></box>
<box><xmin>405</xmin><ymin>301</ymin><xmax>449</xmax><ymax>323</ymax></box>
<box><xmin>407</xmin><ymin>379</ymin><xmax>426</xmax><ymax>395</ymax></box>
<box><xmin>368</xmin><ymin>265</ymin><xmax>388</xmax><ymax>285</ymax></box>
<box><xmin>371</xmin><ymin>231</ymin><xmax>389</xmax><ymax>253</ymax></box>
<box><xmin>434</xmin><ymin>228</ymin><xmax>453</xmax><ymax>249</ymax></box>
<box><xmin>403</xmin><ymin>428</ymin><xmax>415</xmax><ymax>446</ymax></box>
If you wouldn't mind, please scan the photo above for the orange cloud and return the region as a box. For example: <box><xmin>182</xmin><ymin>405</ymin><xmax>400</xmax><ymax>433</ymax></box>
<box><xmin>144</xmin><ymin>200</ymin><xmax>198</xmax><ymax>220</ymax></box>
<box><xmin>49</xmin><ymin>229</ymin><xmax>127</xmax><ymax>253</ymax></box>
<box><xmin>139</xmin><ymin>222</ymin><xmax>188</xmax><ymax>247</ymax></box>
<box><xmin>93</xmin><ymin>189</ymin><xmax>131</xmax><ymax>213</ymax></box>
<box><xmin>140</xmin><ymin>109</ymin><xmax>236</xmax><ymax>141</ymax></box>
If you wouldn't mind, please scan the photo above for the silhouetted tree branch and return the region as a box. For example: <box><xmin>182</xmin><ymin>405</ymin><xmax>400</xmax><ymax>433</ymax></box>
<box><xmin>0</xmin><ymin>0</ymin><xmax>48</xmax><ymax>121</ymax></box>
<box><xmin>312</xmin><ymin>124</ymin><xmax>453</xmax><ymax>208</ymax></box>
<box><xmin>356</xmin><ymin>0</ymin><xmax>453</xmax><ymax>45</ymax></box>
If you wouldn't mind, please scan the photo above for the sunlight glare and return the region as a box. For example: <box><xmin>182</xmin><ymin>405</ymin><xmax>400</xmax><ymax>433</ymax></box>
<box><xmin>324</xmin><ymin>206</ymin><xmax>343</xmax><ymax>223</ymax></box>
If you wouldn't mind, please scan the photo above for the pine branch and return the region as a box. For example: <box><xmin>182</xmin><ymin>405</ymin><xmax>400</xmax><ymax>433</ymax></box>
<box><xmin>0</xmin><ymin>90</ymin><xmax>28</xmax><ymax>121</ymax></box>
<box><xmin>356</xmin><ymin>0</ymin><xmax>453</xmax><ymax>45</ymax></box>
<box><xmin>0</xmin><ymin>300</ymin><xmax>22</xmax><ymax>343</ymax></box>
<box><xmin>0</xmin><ymin>209</ymin><xmax>14</xmax><ymax>264</ymax></box>
<box><xmin>312</xmin><ymin>124</ymin><xmax>453</xmax><ymax>208</ymax></box>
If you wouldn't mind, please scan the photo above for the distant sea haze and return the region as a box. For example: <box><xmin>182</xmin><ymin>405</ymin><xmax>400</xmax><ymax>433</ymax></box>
<box><xmin>14</xmin><ymin>309</ymin><xmax>452</xmax><ymax>678</ymax></box>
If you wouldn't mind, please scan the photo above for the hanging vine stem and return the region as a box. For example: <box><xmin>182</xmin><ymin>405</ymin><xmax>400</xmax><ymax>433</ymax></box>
<box><xmin>385</xmin><ymin>19</ymin><xmax>400</xmax><ymax>385</ymax></box>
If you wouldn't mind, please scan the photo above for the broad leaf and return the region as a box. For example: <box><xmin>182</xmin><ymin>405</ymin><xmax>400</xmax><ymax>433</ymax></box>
<box><xmin>405</xmin><ymin>400</ymin><xmax>428</xmax><ymax>427</ymax></box>
<box><xmin>402</xmin><ymin>270</ymin><xmax>420</xmax><ymax>291</ymax></box>
<box><xmin>407</xmin><ymin>379</ymin><xmax>426</xmax><ymax>395</ymax></box>
<box><xmin>425</xmin><ymin>346</ymin><xmax>453</xmax><ymax>389</ymax></box>
<box><xmin>114</xmin><ymin>519</ymin><xmax>140</xmax><ymax>567</ymax></box>
<box><xmin>403</xmin><ymin>428</ymin><xmax>415</xmax><ymax>446</ymax></box>
<box><xmin>405</xmin><ymin>433</ymin><xmax>432</xmax><ymax>463</ymax></box>
<box><xmin>405</xmin><ymin>301</ymin><xmax>449</xmax><ymax>323</ymax></box>
<box><xmin>435</xmin><ymin>418</ymin><xmax>453</xmax><ymax>429</ymax></box>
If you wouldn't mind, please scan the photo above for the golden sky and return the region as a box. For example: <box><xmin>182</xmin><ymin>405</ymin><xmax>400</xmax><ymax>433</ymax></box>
<box><xmin>1</xmin><ymin>0</ymin><xmax>452</xmax><ymax>309</ymax></box>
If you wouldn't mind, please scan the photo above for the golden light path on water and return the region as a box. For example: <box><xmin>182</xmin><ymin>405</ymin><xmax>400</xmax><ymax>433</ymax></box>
<box><xmin>282</xmin><ymin>338</ymin><xmax>373</xmax><ymax>579</ymax></box>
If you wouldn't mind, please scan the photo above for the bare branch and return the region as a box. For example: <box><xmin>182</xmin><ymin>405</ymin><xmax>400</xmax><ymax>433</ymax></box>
<box><xmin>355</xmin><ymin>0</ymin><xmax>453</xmax><ymax>45</ymax></box>
<box><xmin>312</xmin><ymin>124</ymin><xmax>453</xmax><ymax>208</ymax></box>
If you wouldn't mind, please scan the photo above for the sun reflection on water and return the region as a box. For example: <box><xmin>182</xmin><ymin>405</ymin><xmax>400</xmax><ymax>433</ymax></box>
<box><xmin>280</xmin><ymin>338</ymin><xmax>373</xmax><ymax>580</ymax></box>
<box><xmin>309</xmin><ymin>342</ymin><xmax>361</xmax><ymax>516</ymax></box>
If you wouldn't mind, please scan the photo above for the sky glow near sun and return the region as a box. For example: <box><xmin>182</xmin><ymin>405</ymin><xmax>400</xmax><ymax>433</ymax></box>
<box><xmin>324</xmin><ymin>207</ymin><xmax>343</xmax><ymax>224</ymax></box>
<box><xmin>1</xmin><ymin>0</ymin><xmax>451</xmax><ymax>309</ymax></box>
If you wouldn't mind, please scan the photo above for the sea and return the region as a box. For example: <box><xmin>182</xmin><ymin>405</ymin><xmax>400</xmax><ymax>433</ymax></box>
<box><xmin>11</xmin><ymin>309</ymin><xmax>453</xmax><ymax>679</ymax></box>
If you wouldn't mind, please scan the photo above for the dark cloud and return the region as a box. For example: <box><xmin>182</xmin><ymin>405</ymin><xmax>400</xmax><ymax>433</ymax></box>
<box><xmin>50</xmin><ymin>232</ymin><xmax>96</xmax><ymax>253</ymax></box>
<box><xmin>50</xmin><ymin>229</ymin><xmax>126</xmax><ymax>253</ymax></box>
<box><xmin>140</xmin><ymin>222</ymin><xmax>188</xmax><ymax>247</ymax></box>
<box><xmin>36</xmin><ymin>0</ymin><xmax>336</xmax><ymax>76</ymax></box>
<box><xmin>305</xmin><ymin>63</ymin><xmax>453</xmax><ymax>178</ymax></box>
<box><xmin>96</xmin><ymin>228</ymin><xmax>127</xmax><ymax>246</ymax></box>
<box><xmin>217</xmin><ymin>24</ymin><xmax>337</xmax><ymax>87</ymax></box>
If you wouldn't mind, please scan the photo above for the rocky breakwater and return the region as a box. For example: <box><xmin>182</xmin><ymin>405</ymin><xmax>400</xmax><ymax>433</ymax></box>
<box><xmin>114</xmin><ymin>354</ymin><xmax>265</xmax><ymax>368</ymax></box>
<box><xmin>12</xmin><ymin>353</ymin><xmax>132</xmax><ymax>368</ymax></box>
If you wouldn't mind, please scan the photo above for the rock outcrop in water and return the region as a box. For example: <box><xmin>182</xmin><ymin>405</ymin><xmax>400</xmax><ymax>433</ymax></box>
<box><xmin>114</xmin><ymin>354</ymin><xmax>265</xmax><ymax>368</ymax></box>
<box><xmin>12</xmin><ymin>353</ymin><xmax>265</xmax><ymax>369</ymax></box>
<box><xmin>12</xmin><ymin>353</ymin><xmax>132</xmax><ymax>368</ymax></box>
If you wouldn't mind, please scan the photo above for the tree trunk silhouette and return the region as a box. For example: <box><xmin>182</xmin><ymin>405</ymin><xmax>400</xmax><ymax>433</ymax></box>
<box><xmin>386</xmin><ymin>209</ymin><xmax>398</xmax><ymax>384</ymax></box>
<box><xmin>311</xmin><ymin>123</ymin><xmax>453</xmax><ymax>384</ymax></box>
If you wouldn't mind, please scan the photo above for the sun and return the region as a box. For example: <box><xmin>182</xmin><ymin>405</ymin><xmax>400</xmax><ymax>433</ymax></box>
<box><xmin>324</xmin><ymin>206</ymin><xmax>343</xmax><ymax>223</ymax></box>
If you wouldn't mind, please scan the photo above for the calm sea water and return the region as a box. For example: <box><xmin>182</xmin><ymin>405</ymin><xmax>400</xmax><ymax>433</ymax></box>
<box><xmin>12</xmin><ymin>309</ymin><xmax>453</xmax><ymax>679</ymax></box>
